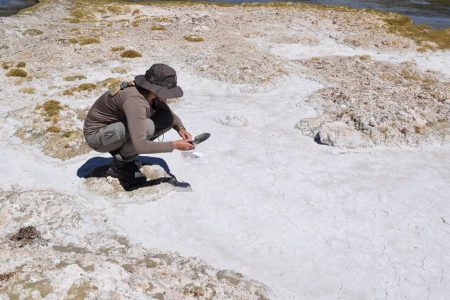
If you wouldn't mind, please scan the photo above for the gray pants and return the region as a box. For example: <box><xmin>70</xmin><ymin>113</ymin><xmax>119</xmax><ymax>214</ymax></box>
<box><xmin>85</xmin><ymin>119</ymin><xmax>171</xmax><ymax>159</ymax></box>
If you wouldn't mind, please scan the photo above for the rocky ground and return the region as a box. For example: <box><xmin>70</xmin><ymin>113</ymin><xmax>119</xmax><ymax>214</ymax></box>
<box><xmin>0</xmin><ymin>0</ymin><xmax>449</xmax><ymax>299</ymax></box>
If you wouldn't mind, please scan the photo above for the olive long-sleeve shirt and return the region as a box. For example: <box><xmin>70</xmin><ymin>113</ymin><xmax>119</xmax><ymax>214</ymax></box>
<box><xmin>83</xmin><ymin>86</ymin><xmax>184</xmax><ymax>153</ymax></box>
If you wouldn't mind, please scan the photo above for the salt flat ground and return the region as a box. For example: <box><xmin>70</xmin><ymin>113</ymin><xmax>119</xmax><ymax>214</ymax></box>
<box><xmin>0</xmin><ymin>2</ymin><xmax>450</xmax><ymax>299</ymax></box>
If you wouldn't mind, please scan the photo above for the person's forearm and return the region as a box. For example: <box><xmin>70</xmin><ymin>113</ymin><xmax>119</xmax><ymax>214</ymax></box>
<box><xmin>172</xmin><ymin>112</ymin><xmax>185</xmax><ymax>131</ymax></box>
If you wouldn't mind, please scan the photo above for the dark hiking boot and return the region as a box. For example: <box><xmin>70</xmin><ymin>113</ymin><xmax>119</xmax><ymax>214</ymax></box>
<box><xmin>105</xmin><ymin>156</ymin><xmax>147</xmax><ymax>188</ymax></box>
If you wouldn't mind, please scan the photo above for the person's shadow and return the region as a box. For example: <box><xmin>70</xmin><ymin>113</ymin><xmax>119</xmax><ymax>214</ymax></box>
<box><xmin>77</xmin><ymin>156</ymin><xmax>191</xmax><ymax>192</ymax></box>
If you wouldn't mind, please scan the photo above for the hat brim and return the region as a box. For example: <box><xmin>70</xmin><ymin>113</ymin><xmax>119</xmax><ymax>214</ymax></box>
<box><xmin>135</xmin><ymin>75</ymin><xmax>183</xmax><ymax>99</ymax></box>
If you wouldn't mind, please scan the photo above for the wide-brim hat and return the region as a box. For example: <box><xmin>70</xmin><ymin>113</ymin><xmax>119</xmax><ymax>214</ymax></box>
<box><xmin>135</xmin><ymin>64</ymin><xmax>183</xmax><ymax>99</ymax></box>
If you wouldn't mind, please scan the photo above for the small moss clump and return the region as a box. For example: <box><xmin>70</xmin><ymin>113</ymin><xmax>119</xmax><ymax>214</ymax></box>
<box><xmin>24</xmin><ymin>28</ymin><xmax>44</xmax><ymax>36</ymax></box>
<box><xmin>78</xmin><ymin>83</ymin><xmax>97</xmax><ymax>91</ymax></box>
<box><xmin>6</xmin><ymin>68</ymin><xmax>28</xmax><ymax>77</ymax></box>
<box><xmin>63</xmin><ymin>131</ymin><xmax>75</xmax><ymax>138</ymax></box>
<box><xmin>151</xmin><ymin>25</ymin><xmax>166</xmax><ymax>31</ymax></box>
<box><xmin>98</xmin><ymin>77</ymin><xmax>121</xmax><ymax>89</ymax></box>
<box><xmin>152</xmin><ymin>16</ymin><xmax>170</xmax><ymax>22</ymax></box>
<box><xmin>16</xmin><ymin>62</ymin><xmax>26</xmax><ymax>68</ymax></box>
<box><xmin>111</xmin><ymin>66</ymin><xmax>128</xmax><ymax>74</ymax></box>
<box><xmin>120</xmin><ymin>50</ymin><xmax>142</xmax><ymax>58</ymax></box>
<box><xmin>111</xmin><ymin>46</ymin><xmax>125</xmax><ymax>52</ymax></box>
<box><xmin>184</xmin><ymin>35</ymin><xmax>204</xmax><ymax>42</ymax></box>
<box><xmin>64</xmin><ymin>75</ymin><xmax>86</xmax><ymax>81</ymax></box>
<box><xmin>131</xmin><ymin>20</ymin><xmax>141</xmax><ymax>27</ymax></box>
<box><xmin>42</xmin><ymin>100</ymin><xmax>62</xmax><ymax>116</ymax></box>
<box><xmin>19</xmin><ymin>87</ymin><xmax>36</xmax><ymax>94</ymax></box>
<box><xmin>47</xmin><ymin>125</ymin><xmax>61</xmax><ymax>133</ymax></box>
<box><xmin>63</xmin><ymin>83</ymin><xmax>97</xmax><ymax>95</ymax></box>
<box><xmin>78</xmin><ymin>37</ymin><xmax>100</xmax><ymax>46</ymax></box>
<box><xmin>68</xmin><ymin>38</ymin><xmax>79</xmax><ymax>44</ymax></box>
<box><xmin>2</xmin><ymin>62</ymin><xmax>13</xmax><ymax>69</ymax></box>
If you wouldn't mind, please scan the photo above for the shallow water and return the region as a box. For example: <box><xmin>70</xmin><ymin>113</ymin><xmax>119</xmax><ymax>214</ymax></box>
<box><xmin>192</xmin><ymin>0</ymin><xmax>450</xmax><ymax>29</ymax></box>
<box><xmin>0</xmin><ymin>0</ymin><xmax>35</xmax><ymax>16</ymax></box>
<box><xmin>0</xmin><ymin>0</ymin><xmax>449</xmax><ymax>28</ymax></box>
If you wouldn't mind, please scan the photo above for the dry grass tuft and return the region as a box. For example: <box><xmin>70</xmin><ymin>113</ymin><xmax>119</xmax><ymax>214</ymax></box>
<box><xmin>19</xmin><ymin>87</ymin><xmax>36</xmax><ymax>94</ymax></box>
<box><xmin>151</xmin><ymin>25</ymin><xmax>166</xmax><ymax>31</ymax></box>
<box><xmin>2</xmin><ymin>62</ymin><xmax>13</xmax><ymax>70</ymax></box>
<box><xmin>6</xmin><ymin>68</ymin><xmax>28</xmax><ymax>77</ymax></box>
<box><xmin>16</xmin><ymin>62</ymin><xmax>26</xmax><ymax>68</ymax></box>
<box><xmin>63</xmin><ymin>83</ymin><xmax>97</xmax><ymax>95</ymax></box>
<box><xmin>78</xmin><ymin>37</ymin><xmax>100</xmax><ymax>46</ymax></box>
<box><xmin>184</xmin><ymin>35</ymin><xmax>204</xmax><ymax>42</ymax></box>
<box><xmin>64</xmin><ymin>75</ymin><xmax>86</xmax><ymax>81</ymax></box>
<box><xmin>111</xmin><ymin>66</ymin><xmax>128</xmax><ymax>74</ymax></box>
<box><xmin>111</xmin><ymin>46</ymin><xmax>125</xmax><ymax>52</ymax></box>
<box><xmin>47</xmin><ymin>125</ymin><xmax>61</xmax><ymax>133</ymax></box>
<box><xmin>98</xmin><ymin>77</ymin><xmax>121</xmax><ymax>89</ymax></box>
<box><xmin>24</xmin><ymin>28</ymin><xmax>43</xmax><ymax>36</ymax></box>
<box><xmin>120</xmin><ymin>50</ymin><xmax>142</xmax><ymax>58</ymax></box>
<box><xmin>152</xmin><ymin>16</ymin><xmax>170</xmax><ymax>22</ymax></box>
<box><xmin>42</xmin><ymin>100</ymin><xmax>63</xmax><ymax>116</ymax></box>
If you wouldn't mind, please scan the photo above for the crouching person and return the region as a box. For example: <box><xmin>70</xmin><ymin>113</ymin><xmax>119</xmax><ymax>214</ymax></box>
<box><xmin>83</xmin><ymin>63</ymin><xmax>194</xmax><ymax>183</ymax></box>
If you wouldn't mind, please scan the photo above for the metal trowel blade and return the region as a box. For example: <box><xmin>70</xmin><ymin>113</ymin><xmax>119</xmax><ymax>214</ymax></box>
<box><xmin>192</xmin><ymin>133</ymin><xmax>211</xmax><ymax>145</ymax></box>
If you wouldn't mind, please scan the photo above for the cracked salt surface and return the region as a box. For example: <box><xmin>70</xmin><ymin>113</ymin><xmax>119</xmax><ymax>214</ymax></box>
<box><xmin>1</xmin><ymin>3</ymin><xmax>450</xmax><ymax>298</ymax></box>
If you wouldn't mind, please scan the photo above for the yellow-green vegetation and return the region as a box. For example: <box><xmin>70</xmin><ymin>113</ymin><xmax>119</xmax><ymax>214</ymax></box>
<box><xmin>152</xmin><ymin>16</ymin><xmax>170</xmax><ymax>22</ymax></box>
<box><xmin>79</xmin><ymin>37</ymin><xmax>100</xmax><ymax>46</ymax></box>
<box><xmin>131</xmin><ymin>18</ymin><xmax>145</xmax><ymax>27</ymax></box>
<box><xmin>98</xmin><ymin>77</ymin><xmax>121</xmax><ymax>89</ymax></box>
<box><xmin>64</xmin><ymin>74</ymin><xmax>86</xmax><ymax>81</ymax></box>
<box><xmin>2</xmin><ymin>62</ymin><xmax>13</xmax><ymax>69</ymax></box>
<box><xmin>383</xmin><ymin>15</ymin><xmax>450</xmax><ymax>50</ymax></box>
<box><xmin>6</xmin><ymin>68</ymin><xmax>28</xmax><ymax>77</ymax></box>
<box><xmin>16</xmin><ymin>62</ymin><xmax>26</xmax><ymax>68</ymax></box>
<box><xmin>111</xmin><ymin>46</ymin><xmax>125</xmax><ymax>52</ymax></box>
<box><xmin>184</xmin><ymin>35</ymin><xmax>204</xmax><ymax>42</ymax></box>
<box><xmin>120</xmin><ymin>50</ymin><xmax>142</xmax><ymax>58</ymax></box>
<box><xmin>111</xmin><ymin>66</ymin><xmax>128</xmax><ymax>74</ymax></box>
<box><xmin>19</xmin><ymin>87</ymin><xmax>36</xmax><ymax>94</ymax></box>
<box><xmin>68</xmin><ymin>38</ymin><xmax>79</xmax><ymax>44</ymax></box>
<box><xmin>63</xmin><ymin>131</ymin><xmax>76</xmax><ymax>138</ymax></box>
<box><xmin>63</xmin><ymin>83</ymin><xmax>97</xmax><ymax>95</ymax></box>
<box><xmin>47</xmin><ymin>125</ymin><xmax>61</xmax><ymax>133</ymax></box>
<box><xmin>151</xmin><ymin>25</ymin><xmax>166</xmax><ymax>31</ymax></box>
<box><xmin>24</xmin><ymin>28</ymin><xmax>43</xmax><ymax>36</ymax></box>
<box><xmin>42</xmin><ymin>100</ymin><xmax>63</xmax><ymax>116</ymax></box>
<box><xmin>69</xmin><ymin>8</ymin><xmax>96</xmax><ymax>23</ymax></box>
<box><xmin>67</xmin><ymin>37</ymin><xmax>100</xmax><ymax>45</ymax></box>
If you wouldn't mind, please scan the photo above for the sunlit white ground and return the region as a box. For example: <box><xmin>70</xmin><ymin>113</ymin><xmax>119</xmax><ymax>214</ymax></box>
<box><xmin>1</xmin><ymin>41</ymin><xmax>450</xmax><ymax>299</ymax></box>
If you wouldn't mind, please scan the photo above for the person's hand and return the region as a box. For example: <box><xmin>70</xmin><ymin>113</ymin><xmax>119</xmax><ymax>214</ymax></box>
<box><xmin>173</xmin><ymin>139</ymin><xmax>195</xmax><ymax>151</ymax></box>
<box><xmin>178</xmin><ymin>128</ymin><xmax>192</xmax><ymax>141</ymax></box>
